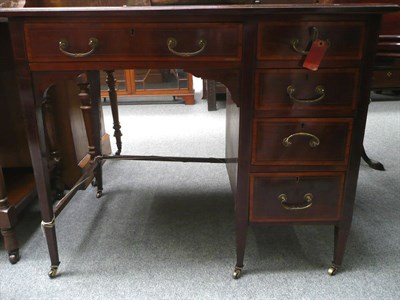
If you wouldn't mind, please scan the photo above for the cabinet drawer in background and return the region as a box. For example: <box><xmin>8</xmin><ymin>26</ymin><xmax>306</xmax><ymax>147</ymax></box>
<box><xmin>24</xmin><ymin>23</ymin><xmax>242</xmax><ymax>62</ymax></box>
<box><xmin>250</xmin><ymin>172</ymin><xmax>344</xmax><ymax>222</ymax></box>
<box><xmin>255</xmin><ymin>69</ymin><xmax>359</xmax><ymax>116</ymax></box>
<box><xmin>252</xmin><ymin>118</ymin><xmax>352</xmax><ymax>165</ymax></box>
<box><xmin>257</xmin><ymin>21</ymin><xmax>364</xmax><ymax>62</ymax></box>
<box><xmin>372</xmin><ymin>69</ymin><xmax>400</xmax><ymax>89</ymax></box>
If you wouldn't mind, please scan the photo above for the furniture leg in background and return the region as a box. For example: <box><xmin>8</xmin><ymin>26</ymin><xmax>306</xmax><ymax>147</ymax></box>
<box><xmin>206</xmin><ymin>79</ymin><xmax>217</xmax><ymax>111</ymax></box>
<box><xmin>0</xmin><ymin>167</ymin><xmax>19</xmax><ymax>264</ymax></box>
<box><xmin>202</xmin><ymin>79</ymin><xmax>228</xmax><ymax>111</ymax></box>
<box><xmin>105</xmin><ymin>70</ymin><xmax>123</xmax><ymax>155</ymax></box>
<box><xmin>361</xmin><ymin>145</ymin><xmax>385</xmax><ymax>170</ymax></box>
<box><xmin>0</xmin><ymin>167</ymin><xmax>36</xmax><ymax>264</ymax></box>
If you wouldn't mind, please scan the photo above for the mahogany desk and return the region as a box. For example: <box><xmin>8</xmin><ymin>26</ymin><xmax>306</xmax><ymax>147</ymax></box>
<box><xmin>0</xmin><ymin>3</ymin><xmax>398</xmax><ymax>279</ymax></box>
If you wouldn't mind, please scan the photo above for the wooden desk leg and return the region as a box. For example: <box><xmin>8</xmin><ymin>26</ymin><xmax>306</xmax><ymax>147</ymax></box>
<box><xmin>361</xmin><ymin>145</ymin><xmax>385</xmax><ymax>171</ymax></box>
<box><xmin>18</xmin><ymin>72</ymin><xmax>60</xmax><ymax>278</ymax></box>
<box><xmin>233</xmin><ymin>175</ymin><xmax>250</xmax><ymax>279</ymax></box>
<box><xmin>105</xmin><ymin>70</ymin><xmax>122</xmax><ymax>155</ymax></box>
<box><xmin>328</xmin><ymin>225</ymin><xmax>351</xmax><ymax>276</ymax></box>
<box><xmin>206</xmin><ymin>80</ymin><xmax>217</xmax><ymax>111</ymax></box>
<box><xmin>0</xmin><ymin>169</ymin><xmax>20</xmax><ymax>264</ymax></box>
<box><xmin>77</xmin><ymin>72</ymin><xmax>103</xmax><ymax>198</ymax></box>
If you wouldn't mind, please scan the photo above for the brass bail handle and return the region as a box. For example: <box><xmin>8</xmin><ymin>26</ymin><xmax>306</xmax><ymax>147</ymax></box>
<box><xmin>287</xmin><ymin>85</ymin><xmax>326</xmax><ymax>103</ymax></box>
<box><xmin>58</xmin><ymin>37</ymin><xmax>99</xmax><ymax>58</ymax></box>
<box><xmin>167</xmin><ymin>37</ymin><xmax>207</xmax><ymax>57</ymax></box>
<box><xmin>282</xmin><ymin>132</ymin><xmax>320</xmax><ymax>148</ymax></box>
<box><xmin>278</xmin><ymin>193</ymin><xmax>313</xmax><ymax>210</ymax></box>
<box><xmin>291</xmin><ymin>26</ymin><xmax>330</xmax><ymax>55</ymax></box>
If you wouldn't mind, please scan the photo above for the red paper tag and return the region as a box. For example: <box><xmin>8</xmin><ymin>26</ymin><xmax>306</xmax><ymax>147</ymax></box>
<box><xmin>302</xmin><ymin>39</ymin><xmax>329</xmax><ymax>71</ymax></box>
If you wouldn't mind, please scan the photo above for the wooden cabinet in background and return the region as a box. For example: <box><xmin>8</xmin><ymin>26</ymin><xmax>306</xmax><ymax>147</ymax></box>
<box><xmin>333</xmin><ymin>0</ymin><xmax>400</xmax><ymax>91</ymax></box>
<box><xmin>100</xmin><ymin>69</ymin><xmax>195</xmax><ymax>105</ymax></box>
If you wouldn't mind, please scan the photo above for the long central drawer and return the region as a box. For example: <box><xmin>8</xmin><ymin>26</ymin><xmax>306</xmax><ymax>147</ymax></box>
<box><xmin>24</xmin><ymin>23</ymin><xmax>243</xmax><ymax>62</ymax></box>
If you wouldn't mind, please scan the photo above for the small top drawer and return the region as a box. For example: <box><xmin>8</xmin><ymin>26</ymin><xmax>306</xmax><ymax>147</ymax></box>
<box><xmin>372</xmin><ymin>69</ymin><xmax>400</xmax><ymax>89</ymax></box>
<box><xmin>24</xmin><ymin>23</ymin><xmax>242</xmax><ymax>62</ymax></box>
<box><xmin>257</xmin><ymin>21</ymin><xmax>365</xmax><ymax>62</ymax></box>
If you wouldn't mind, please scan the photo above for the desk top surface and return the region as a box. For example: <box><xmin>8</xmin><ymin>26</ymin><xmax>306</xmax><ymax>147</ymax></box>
<box><xmin>0</xmin><ymin>2</ymin><xmax>399</xmax><ymax>17</ymax></box>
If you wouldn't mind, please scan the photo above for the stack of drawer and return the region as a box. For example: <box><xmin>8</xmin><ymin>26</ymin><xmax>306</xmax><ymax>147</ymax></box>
<box><xmin>249</xmin><ymin>19</ymin><xmax>364</xmax><ymax>225</ymax></box>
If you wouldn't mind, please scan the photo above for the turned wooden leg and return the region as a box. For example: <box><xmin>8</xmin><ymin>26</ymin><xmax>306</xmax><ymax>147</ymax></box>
<box><xmin>1</xmin><ymin>229</ymin><xmax>20</xmax><ymax>264</ymax></box>
<box><xmin>0</xmin><ymin>170</ymin><xmax>20</xmax><ymax>264</ymax></box>
<box><xmin>361</xmin><ymin>145</ymin><xmax>385</xmax><ymax>171</ymax></box>
<box><xmin>105</xmin><ymin>70</ymin><xmax>122</xmax><ymax>155</ymax></box>
<box><xmin>77</xmin><ymin>72</ymin><xmax>103</xmax><ymax>198</ymax></box>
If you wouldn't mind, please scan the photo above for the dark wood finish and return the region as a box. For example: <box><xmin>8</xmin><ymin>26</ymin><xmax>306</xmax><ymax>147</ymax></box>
<box><xmin>105</xmin><ymin>70</ymin><xmax>122</xmax><ymax>155</ymax></box>
<box><xmin>255</xmin><ymin>69</ymin><xmax>358</xmax><ymax>116</ymax></box>
<box><xmin>361</xmin><ymin>145</ymin><xmax>385</xmax><ymax>171</ymax></box>
<box><xmin>252</xmin><ymin>118</ymin><xmax>352</xmax><ymax>165</ymax></box>
<box><xmin>0</xmin><ymin>167</ymin><xmax>36</xmax><ymax>263</ymax></box>
<box><xmin>0</xmin><ymin>18</ymin><xmax>111</xmax><ymax>263</ymax></box>
<box><xmin>257</xmin><ymin>21</ymin><xmax>365</xmax><ymax>61</ymax></box>
<box><xmin>373</xmin><ymin>58</ymin><xmax>400</xmax><ymax>90</ymax></box>
<box><xmin>0</xmin><ymin>21</ymin><xmax>35</xmax><ymax>264</ymax></box>
<box><xmin>1</xmin><ymin>3</ymin><xmax>398</xmax><ymax>278</ymax></box>
<box><xmin>331</xmin><ymin>1</ymin><xmax>400</xmax><ymax>171</ymax></box>
<box><xmin>334</xmin><ymin>0</ymin><xmax>400</xmax><ymax>91</ymax></box>
<box><xmin>24</xmin><ymin>23</ymin><xmax>242</xmax><ymax>62</ymax></box>
<box><xmin>250</xmin><ymin>172</ymin><xmax>344</xmax><ymax>222</ymax></box>
<box><xmin>202</xmin><ymin>79</ymin><xmax>226</xmax><ymax>110</ymax></box>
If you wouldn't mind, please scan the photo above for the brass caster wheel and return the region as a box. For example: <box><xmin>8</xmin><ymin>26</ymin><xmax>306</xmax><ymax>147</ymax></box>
<box><xmin>328</xmin><ymin>264</ymin><xmax>338</xmax><ymax>276</ymax></box>
<box><xmin>232</xmin><ymin>267</ymin><xmax>243</xmax><ymax>279</ymax></box>
<box><xmin>48</xmin><ymin>266</ymin><xmax>59</xmax><ymax>278</ymax></box>
<box><xmin>115</xmin><ymin>150</ymin><xmax>121</xmax><ymax>156</ymax></box>
<box><xmin>96</xmin><ymin>190</ymin><xmax>103</xmax><ymax>198</ymax></box>
<box><xmin>9</xmin><ymin>251</ymin><xmax>20</xmax><ymax>264</ymax></box>
<box><xmin>91</xmin><ymin>179</ymin><xmax>97</xmax><ymax>187</ymax></box>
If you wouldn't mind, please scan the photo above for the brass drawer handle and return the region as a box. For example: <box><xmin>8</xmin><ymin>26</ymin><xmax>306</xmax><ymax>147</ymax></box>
<box><xmin>282</xmin><ymin>132</ymin><xmax>320</xmax><ymax>148</ymax></box>
<box><xmin>58</xmin><ymin>37</ymin><xmax>99</xmax><ymax>58</ymax></box>
<box><xmin>287</xmin><ymin>85</ymin><xmax>325</xmax><ymax>103</ymax></box>
<box><xmin>291</xmin><ymin>27</ymin><xmax>330</xmax><ymax>55</ymax></box>
<box><xmin>278</xmin><ymin>193</ymin><xmax>313</xmax><ymax>210</ymax></box>
<box><xmin>167</xmin><ymin>37</ymin><xmax>207</xmax><ymax>57</ymax></box>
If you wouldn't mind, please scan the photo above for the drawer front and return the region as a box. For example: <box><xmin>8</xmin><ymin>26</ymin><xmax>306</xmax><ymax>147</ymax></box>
<box><xmin>257</xmin><ymin>21</ymin><xmax>364</xmax><ymax>61</ymax></box>
<box><xmin>25</xmin><ymin>23</ymin><xmax>242</xmax><ymax>62</ymax></box>
<box><xmin>255</xmin><ymin>69</ymin><xmax>358</xmax><ymax>114</ymax></box>
<box><xmin>252</xmin><ymin>118</ymin><xmax>352</xmax><ymax>165</ymax></box>
<box><xmin>372</xmin><ymin>69</ymin><xmax>400</xmax><ymax>89</ymax></box>
<box><xmin>250</xmin><ymin>172</ymin><xmax>344</xmax><ymax>222</ymax></box>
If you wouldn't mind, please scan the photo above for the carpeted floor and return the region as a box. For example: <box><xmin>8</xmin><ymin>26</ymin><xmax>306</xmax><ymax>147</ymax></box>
<box><xmin>1</xmin><ymin>92</ymin><xmax>399</xmax><ymax>299</ymax></box>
